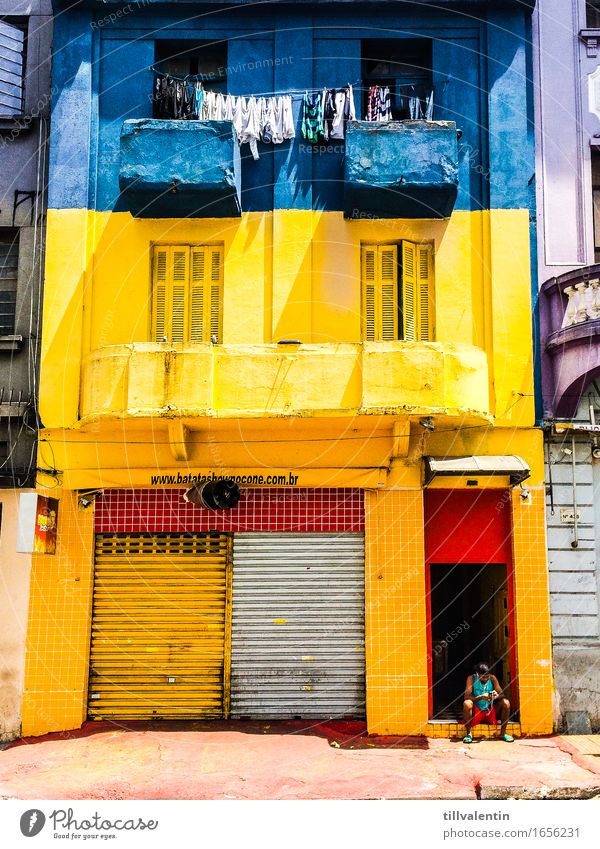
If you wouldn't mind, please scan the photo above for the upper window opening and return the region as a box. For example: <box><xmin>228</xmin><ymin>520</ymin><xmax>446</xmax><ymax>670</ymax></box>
<box><xmin>0</xmin><ymin>230</ymin><xmax>19</xmax><ymax>336</ymax></box>
<box><xmin>153</xmin><ymin>40</ymin><xmax>228</xmax><ymax>118</ymax></box>
<box><xmin>155</xmin><ymin>40</ymin><xmax>227</xmax><ymax>83</ymax></box>
<box><xmin>587</xmin><ymin>2</ymin><xmax>600</xmax><ymax>27</ymax></box>
<box><xmin>0</xmin><ymin>18</ymin><xmax>26</xmax><ymax>117</ymax></box>
<box><xmin>151</xmin><ymin>244</ymin><xmax>224</xmax><ymax>344</ymax></box>
<box><xmin>361</xmin><ymin>241</ymin><xmax>434</xmax><ymax>342</ymax></box>
<box><xmin>361</xmin><ymin>39</ymin><xmax>432</xmax><ymax>121</ymax></box>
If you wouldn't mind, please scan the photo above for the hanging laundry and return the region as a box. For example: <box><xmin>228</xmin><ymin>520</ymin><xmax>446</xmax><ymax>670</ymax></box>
<box><xmin>425</xmin><ymin>90</ymin><xmax>434</xmax><ymax>121</ymax></box>
<box><xmin>322</xmin><ymin>88</ymin><xmax>335</xmax><ymax>141</ymax></box>
<box><xmin>151</xmin><ymin>73</ymin><xmax>297</xmax><ymax>158</ymax></box>
<box><xmin>238</xmin><ymin>95</ymin><xmax>262</xmax><ymax>161</ymax></box>
<box><xmin>366</xmin><ymin>85</ymin><xmax>392</xmax><ymax>123</ymax></box>
<box><xmin>331</xmin><ymin>85</ymin><xmax>357</xmax><ymax>139</ymax></box>
<box><xmin>302</xmin><ymin>91</ymin><xmax>324</xmax><ymax>143</ymax></box>
<box><xmin>302</xmin><ymin>86</ymin><xmax>356</xmax><ymax>143</ymax></box>
<box><xmin>281</xmin><ymin>95</ymin><xmax>295</xmax><ymax>141</ymax></box>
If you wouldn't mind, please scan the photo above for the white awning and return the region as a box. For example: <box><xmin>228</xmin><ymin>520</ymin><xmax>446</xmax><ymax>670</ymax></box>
<box><xmin>423</xmin><ymin>455</ymin><xmax>530</xmax><ymax>487</ymax></box>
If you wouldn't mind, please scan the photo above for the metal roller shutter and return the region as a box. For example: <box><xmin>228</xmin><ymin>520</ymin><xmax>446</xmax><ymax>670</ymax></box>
<box><xmin>88</xmin><ymin>533</ymin><xmax>230</xmax><ymax>720</ymax></box>
<box><xmin>231</xmin><ymin>533</ymin><xmax>365</xmax><ymax>719</ymax></box>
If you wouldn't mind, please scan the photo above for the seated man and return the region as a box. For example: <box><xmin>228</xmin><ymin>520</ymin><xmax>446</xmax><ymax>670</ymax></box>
<box><xmin>462</xmin><ymin>661</ymin><xmax>513</xmax><ymax>743</ymax></box>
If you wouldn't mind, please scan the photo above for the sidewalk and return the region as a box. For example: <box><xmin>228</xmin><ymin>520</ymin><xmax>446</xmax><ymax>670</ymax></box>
<box><xmin>1</xmin><ymin>721</ymin><xmax>600</xmax><ymax>800</ymax></box>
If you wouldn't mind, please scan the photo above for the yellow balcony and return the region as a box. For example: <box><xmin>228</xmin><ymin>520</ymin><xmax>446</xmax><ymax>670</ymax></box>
<box><xmin>80</xmin><ymin>342</ymin><xmax>490</xmax><ymax>422</ymax></box>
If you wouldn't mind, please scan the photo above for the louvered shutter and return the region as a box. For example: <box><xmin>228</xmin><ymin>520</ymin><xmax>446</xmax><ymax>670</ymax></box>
<box><xmin>379</xmin><ymin>245</ymin><xmax>398</xmax><ymax>341</ymax></box>
<box><xmin>402</xmin><ymin>241</ymin><xmax>417</xmax><ymax>341</ymax></box>
<box><xmin>361</xmin><ymin>246</ymin><xmax>377</xmax><ymax>341</ymax></box>
<box><xmin>152</xmin><ymin>247</ymin><xmax>169</xmax><ymax>342</ymax></box>
<box><xmin>190</xmin><ymin>248</ymin><xmax>206</xmax><ymax>341</ymax></box>
<box><xmin>209</xmin><ymin>247</ymin><xmax>223</xmax><ymax>343</ymax></box>
<box><xmin>417</xmin><ymin>244</ymin><xmax>433</xmax><ymax>341</ymax></box>
<box><xmin>0</xmin><ymin>231</ymin><xmax>18</xmax><ymax>335</ymax></box>
<box><xmin>170</xmin><ymin>247</ymin><xmax>189</xmax><ymax>343</ymax></box>
<box><xmin>0</xmin><ymin>20</ymin><xmax>25</xmax><ymax>117</ymax></box>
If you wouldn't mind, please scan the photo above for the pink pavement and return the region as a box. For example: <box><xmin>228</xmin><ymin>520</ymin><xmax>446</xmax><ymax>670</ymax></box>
<box><xmin>1</xmin><ymin>721</ymin><xmax>600</xmax><ymax>800</ymax></box>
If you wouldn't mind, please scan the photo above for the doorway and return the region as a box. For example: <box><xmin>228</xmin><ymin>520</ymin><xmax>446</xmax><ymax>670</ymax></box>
<box><xmin>428</xmin><ymin>563</ymin><xmax>512</xmax><ymax>721</ymax></box>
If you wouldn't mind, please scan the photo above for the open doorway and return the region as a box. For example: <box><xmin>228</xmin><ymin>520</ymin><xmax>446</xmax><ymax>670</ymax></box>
<box><xmin>428</xmin><ymin>563</ymin><xmax>513</xmax><ymax>721</ymax></box>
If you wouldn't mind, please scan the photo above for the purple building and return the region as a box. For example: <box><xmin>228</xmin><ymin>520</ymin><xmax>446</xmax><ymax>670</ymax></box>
<box><xmin>536</xmin><ymin>0</ymin><xmax>600</xmax><ymax>729</ymax></box>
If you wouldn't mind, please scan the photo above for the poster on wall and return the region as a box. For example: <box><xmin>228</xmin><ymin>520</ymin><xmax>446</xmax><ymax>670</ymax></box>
<box><xmin>33</xmin><ymin>495</ymin><xmax>59</xmax><ymax>554</ymax></box>
<box><xmin>16</xmin><ymin>493</ymin><xmax>59</xmax><ymax>555</ymax></box>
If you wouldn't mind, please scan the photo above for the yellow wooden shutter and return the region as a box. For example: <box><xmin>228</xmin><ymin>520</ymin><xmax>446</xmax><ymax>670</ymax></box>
<box><xmin>190</xmin><ymin>247</ymin><xmax>206</xmax><ymax>341</ymax></box>
<box><xmin>361</xmin><ymin>246</ymin><xmax>377</xmax><ymax>341</ymax></box>
<box><xmin>379</xmin><ymin>245</ymin><xmax>398</xmax><ymax>341</ymax></box>
<box><xmin>417</xmin><ymin>243</ymin><xmax>433</xmax><ymax>341</ymax></box>
<box><xmin>189</xmin><ymin>246</ymin><xmax>223</xmax><ymax>342</ymax></box>
<box><xmin>402</xmin><ymin>241</ymin><xmax>417</xmax><ymax>341</ymax></box>
<box><xmin>170</xmin><ymin>247</ymin><xmax>189</xmax><ymax>343</ymax></box>
<box><xmin>152</xmin><ymin>247</ymin><xmax>169</xmax><ymax>342</ymax></box>
<box><xmin>209</xmin><ymin>246</ymin><xmax>223</xmax><ymax>343</ymax></box>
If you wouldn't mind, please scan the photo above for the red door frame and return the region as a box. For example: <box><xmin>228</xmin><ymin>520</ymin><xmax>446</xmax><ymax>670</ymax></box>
<box><xmin>424</xmin><ymin>489</ymin><xmax>518</xmax><ymax>719</ymax></box>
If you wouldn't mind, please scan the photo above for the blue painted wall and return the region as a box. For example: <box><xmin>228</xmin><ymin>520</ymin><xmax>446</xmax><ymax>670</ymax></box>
<box><xmin>49</xmin><ymin>4</ymin><xmax>535</xmax><ymax>214</ymax></box>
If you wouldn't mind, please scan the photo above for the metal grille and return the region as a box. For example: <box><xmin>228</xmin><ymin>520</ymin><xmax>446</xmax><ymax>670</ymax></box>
<box><xmin>231</xmin><ymin>533</ymin><xmax>365</xmax><ymax>719</ymax></box>
<box><xmin>88</xmin><ymin>533</ymin><xmax>230</xmax><ymax>720</ymax></box>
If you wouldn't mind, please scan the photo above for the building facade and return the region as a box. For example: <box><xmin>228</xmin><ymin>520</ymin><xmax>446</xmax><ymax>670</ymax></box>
<box><xmin>24</xmin><ymin>0</ymin><xmax>552</xmax><ymax>738</ymax></box>
<box><xmin>0</xmin><ymin>2</ymin><xmax>51</xmax><ymax>741</ymax></box>
<box><xmin>535</xmin><ymin>0</ymin><xmax>600</xmax><ymax>729</ymax></box>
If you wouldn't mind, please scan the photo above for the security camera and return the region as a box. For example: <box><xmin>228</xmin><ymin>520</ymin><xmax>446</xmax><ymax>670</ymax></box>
<box><xmin>78</xmin><ymin>489</ymin><xmax>103</xmax><ymax>509</ymax></box>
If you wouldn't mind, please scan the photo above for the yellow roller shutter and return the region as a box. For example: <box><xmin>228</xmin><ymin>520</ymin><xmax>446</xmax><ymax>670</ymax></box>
<box><xmin>88</xmin><ymin>533</ymin><xmax>231</xmax><ymax>720</ymax></box>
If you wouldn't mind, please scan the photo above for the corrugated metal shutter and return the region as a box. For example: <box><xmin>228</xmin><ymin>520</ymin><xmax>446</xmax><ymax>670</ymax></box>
<box><xmin>88</xmin><ymin>533</ymin><xmax>231</xmax><ymax>719</ymax></box>
<box><xmin>231</xmin><ymin>533</ymin><xmax>365</xmax><ymax>719</ymax></box>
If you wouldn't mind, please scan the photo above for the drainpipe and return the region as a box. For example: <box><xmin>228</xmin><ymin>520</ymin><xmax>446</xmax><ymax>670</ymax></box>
<box><xmin>571</xmin><ymin>432</ymin><xmax>579</xmax><ymax>549</ymax></box>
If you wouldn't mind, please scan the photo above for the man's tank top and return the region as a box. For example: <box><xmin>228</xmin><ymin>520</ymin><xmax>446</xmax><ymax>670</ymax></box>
<box><xmin>472</xmin><ymin>674</ymin><xmax>493</xmax><ymax>710</ymax></box>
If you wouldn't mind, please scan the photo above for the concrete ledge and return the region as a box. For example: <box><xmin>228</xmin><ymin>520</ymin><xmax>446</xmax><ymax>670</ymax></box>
<box><xmin>78</xmin><ymin>341</ymin><xmax>491</xmax><ymax>424</ymax></box>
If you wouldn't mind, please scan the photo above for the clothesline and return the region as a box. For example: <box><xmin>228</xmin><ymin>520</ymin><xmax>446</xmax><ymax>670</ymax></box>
<box><xmin>148</xmin><ymin>65</ymin><xmax>432</xmax><ymax>98</ymax></box>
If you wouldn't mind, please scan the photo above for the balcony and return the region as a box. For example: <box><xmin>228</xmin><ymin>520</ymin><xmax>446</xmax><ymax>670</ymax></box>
<box><xmin>119</xmin><ymin>119</ymin><xmax>241</xmax><ymax>218</ymax></box>
<box><xmin>344</xmin><ymin>120</ymin><xmax>459</xmax><ymax>220</ymax></box>
<box><xmin>80</xmin><ymin>342</ymin><xmax>490</xmax><ymax>422</ymax></box>
<box><xmin>541</xmin><ymin>264</ymin><xmax>600</xmax><ymax>417</ymax></box>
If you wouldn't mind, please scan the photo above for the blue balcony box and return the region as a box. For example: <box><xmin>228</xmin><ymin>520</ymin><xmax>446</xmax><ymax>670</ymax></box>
<box><xmin>119</xmin><ymin>119</ymin><xmax>241</xmax><ymax>218</ymax></box>
<box><xmin>344</xmin><ymin>120</ymin><xmax>459</xmax><ymax>220</ymax></box>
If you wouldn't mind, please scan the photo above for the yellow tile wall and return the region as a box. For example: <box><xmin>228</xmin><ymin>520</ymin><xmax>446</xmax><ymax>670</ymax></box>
<box><xmin>22</xmin><ymin>491</ymin><xmax>95</xmax><ymax>736</ymax></box>
<box><xmin>365</xmin><ymin>489</ymin><xmax>429</xmax><ymax>735</ymax></box>
<box><xmin>511</xmin><ymin>487</ymin><xmax>553</xmax><ymax>734</ymax></box>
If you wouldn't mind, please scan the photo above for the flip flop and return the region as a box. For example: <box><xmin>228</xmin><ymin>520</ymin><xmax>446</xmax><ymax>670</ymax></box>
<box><xmin>462</xmin><ymin>735</ymin><xmax>473</xmax><ymax>744</ymax></box>
<box><xmin>501</xmin><ymin>733</ymin><xmax>514</xmax><ymax>742</ymax></box>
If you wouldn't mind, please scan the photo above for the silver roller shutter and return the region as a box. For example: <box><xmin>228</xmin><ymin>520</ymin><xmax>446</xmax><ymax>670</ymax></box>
<box><xmin>231</xmin><ymin>532</ymin><xmax>365</xmax><ymax>719</ymax></box>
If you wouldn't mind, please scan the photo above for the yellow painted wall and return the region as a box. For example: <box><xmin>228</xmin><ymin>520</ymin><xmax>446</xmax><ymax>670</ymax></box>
<box><xmin>39</xmin><ymin>208</ymin><xmax>533</xmax><ymax>431</ymax></box>
<box><xmin>22</xmin><ymin>490</ymin><xmax>95</xmax><ymax>736</ymax></box>
<box><xmin>364</xmin><ymin>483</ymin><xmax>553</xmax><ymax>737</ymax></box>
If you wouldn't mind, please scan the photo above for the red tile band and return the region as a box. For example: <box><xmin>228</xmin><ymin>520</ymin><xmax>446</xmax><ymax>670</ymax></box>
<box><xmin>94</xmin><ymin>488</ymin><xmax>365</xmax><ymax>533</ymax></box>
